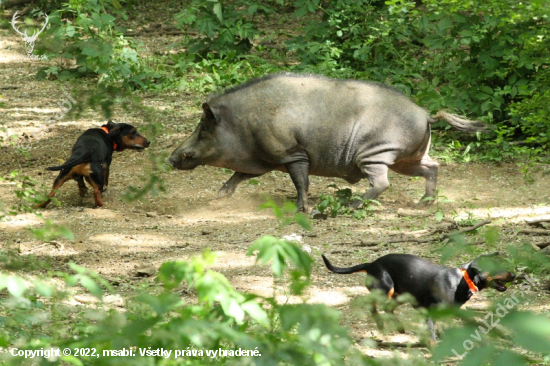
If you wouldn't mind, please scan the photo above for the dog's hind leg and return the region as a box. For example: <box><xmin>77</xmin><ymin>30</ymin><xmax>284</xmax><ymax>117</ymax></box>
<box><xmin>75</xmin><ymin>175</ymin><xmax>88</xmax><ymax>197</ymax></box>
<box><xmin>369</xmin><ymin>270</ymin><xmax>395</xmax><ymax>332</ymax></box>
<box><xmin>36</xmin><ymin>169</ymin><xmax>72</xmax><ymax>208</ymax></box>
<box><xmin>85</xmin><ymin>162</ymin><xmax>106</xmax><ymax>207</ymax></box>
<box><xmin>102</xmin><ymin>163</ymin><xmax>110</xmax><ymax>192</ymax></box>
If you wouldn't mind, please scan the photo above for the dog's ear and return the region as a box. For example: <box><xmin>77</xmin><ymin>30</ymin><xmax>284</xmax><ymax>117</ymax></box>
<box><xmin>107</xmin><ymin>127</ymin><xmax>121</xmax><ymax>140</ymax></box>
<box><xmin>106</xmin><ymin>120</ymin><xmax>116</xmax><ymax>129</ymax></box>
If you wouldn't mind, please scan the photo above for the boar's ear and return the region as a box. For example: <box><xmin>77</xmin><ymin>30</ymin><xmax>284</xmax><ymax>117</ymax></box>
<box><xmin>202</xmin><ymin>103</ymin><xmax>217</xmax><ymax>124</ymax></box>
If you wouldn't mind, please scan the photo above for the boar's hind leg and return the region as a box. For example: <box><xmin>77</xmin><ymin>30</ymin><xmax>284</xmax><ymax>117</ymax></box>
<box><xmin>218</xmin><ymin>172</ymin><xmax>262</xmax><ymax>198</ymax></box>
<box><xmin>350</xmin><ymin>163</ymin><xmax>390</xmax><ymax>209</ymax></box>
<box><xmin>390</xmin><ymin>158</ymin><xmax>439</xmax><ymax>205</ymax></box>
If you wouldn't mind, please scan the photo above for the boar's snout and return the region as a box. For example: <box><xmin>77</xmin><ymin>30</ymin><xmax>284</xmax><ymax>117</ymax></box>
<box><xmin>167</xmin><ymin>151</ymin><xmax>198</xmax><ymax>170</ymax></box>
<box><xmin>166</xmin><ymin>156</ymin><xmax>176</xmax><ymax>168</ymax></box>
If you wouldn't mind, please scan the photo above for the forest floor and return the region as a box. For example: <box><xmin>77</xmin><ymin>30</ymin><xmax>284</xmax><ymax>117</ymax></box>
<box><xmin>1</xmin><ymin>23</ymin><xmax>550</xmax><ymax>362</ymax></box>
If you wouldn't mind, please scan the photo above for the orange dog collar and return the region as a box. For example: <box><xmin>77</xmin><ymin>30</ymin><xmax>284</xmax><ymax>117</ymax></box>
<box><xmin>461</xmin><ymin>269</ymin><xmax>478</xmax><ymax>293</ymax></box>
<box><xmin>100</xmin><ymin>126</ymin><xmax>117</xmax><ymax>150</ymax></box>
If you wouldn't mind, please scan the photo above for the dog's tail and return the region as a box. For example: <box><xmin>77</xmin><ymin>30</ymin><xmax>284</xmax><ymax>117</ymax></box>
<box><xmin>46</xmin><ymin>154</ymin><xmax>88</xmax><ymax>171</ymax></box>
<box><xmin>322</xmin><ymin>254</ymin><xmax>370</xmax><ymax>274</ymax></box>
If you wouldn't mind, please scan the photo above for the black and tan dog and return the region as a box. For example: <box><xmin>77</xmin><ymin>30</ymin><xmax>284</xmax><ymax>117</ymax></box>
<box><xmin>322</xmin><ymin>252</ymin><xmax>515</xmax><ymax>341</ymax></box>
<box><xmin>37</xmin><ymin>121</ymin><xmax>150</xmax><ymax>208</ymax></box>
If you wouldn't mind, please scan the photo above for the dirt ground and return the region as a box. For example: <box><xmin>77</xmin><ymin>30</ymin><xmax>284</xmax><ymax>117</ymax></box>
<box><xmin>1</xmin><ymin>26</ymin><xmax>550</xmax><ymax>361</ymax></box>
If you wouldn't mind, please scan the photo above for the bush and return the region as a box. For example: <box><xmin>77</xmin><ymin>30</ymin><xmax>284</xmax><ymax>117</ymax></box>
<box><xmin>37</xmin><ymin>0</ymin><xmax>160</xmax><ymax>89</ymax></box>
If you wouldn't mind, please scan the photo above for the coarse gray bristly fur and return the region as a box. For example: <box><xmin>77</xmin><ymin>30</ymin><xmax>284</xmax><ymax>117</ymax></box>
<box><xmin>207</xmin><ymin>72</ymin><xmax>405</xmax><ymax>101</ymax></box>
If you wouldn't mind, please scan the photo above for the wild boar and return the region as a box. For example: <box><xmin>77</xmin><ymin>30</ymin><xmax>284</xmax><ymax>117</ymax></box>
<box><xmin>167</xmin><ymin>73</ymin><xmax>489</xmax><ymax>211</ymax></box>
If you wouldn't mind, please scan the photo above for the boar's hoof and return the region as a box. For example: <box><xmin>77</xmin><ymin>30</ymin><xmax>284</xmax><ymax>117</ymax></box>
<box><xmin>417</xmin><ymin>195</ymin><xmax>435</xmax><ymax>206</ymax></box>
<box><xmin>217</xmin><ymin>185</ymin><xmax>235</xmax><ymax>199</ymax></box>
<box><xmin>349</xmin><ymin>199</ymin><xmax>364</xmax><ymax>210</ymax></box>
<box><xmin>311</xmin><ymin>210</ymin><xmax>328</xmax><ymax>220</ymax></box>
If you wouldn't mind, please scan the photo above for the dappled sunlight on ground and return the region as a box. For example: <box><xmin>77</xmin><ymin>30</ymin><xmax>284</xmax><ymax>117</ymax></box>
<box><xmin>0</xmin><ymin>213</ymin><xmax>43</xmax><ymax>232</ymax></box>
<box><xmin>455</xmin><ymin>205</ymin><xmax>550</xmax><ymax>222</ymax></box>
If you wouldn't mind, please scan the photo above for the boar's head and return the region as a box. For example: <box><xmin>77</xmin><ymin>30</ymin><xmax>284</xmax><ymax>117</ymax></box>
<box><xmin>167</xmin><ymin>103</ymin><xmax>220</xmax><ymax>170</ymax></box>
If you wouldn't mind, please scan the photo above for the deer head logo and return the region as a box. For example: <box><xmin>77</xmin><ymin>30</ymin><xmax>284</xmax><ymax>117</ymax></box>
<box><xmin>11</xmin><ymin>11</ymin><xmax>49</xmax><ymax>54</ymax></box>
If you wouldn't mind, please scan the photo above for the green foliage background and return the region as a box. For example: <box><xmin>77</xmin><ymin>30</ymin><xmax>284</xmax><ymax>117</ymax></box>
<box><xmin>28</xmin><ymin>0</ymin><xmax>549</xmax><ymax>159</ymax></box>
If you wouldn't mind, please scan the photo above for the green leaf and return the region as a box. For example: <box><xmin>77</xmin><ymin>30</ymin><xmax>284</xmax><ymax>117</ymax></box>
<box><xmin>80</xmin><ymin>275</ymin><xmax>103</xmax><ymax>299</ymax></box>
<box><xmin>461</xmin><ymin>345</ymin><xmax>496</xmax><ymax>366</ymax></box>
<box><xmin>492</xmin><ymin>350</ymin><xmax>526</xmax><ymax>366</ymax></box>
<box><xmin>65</xmin><ymin>25</ymin><xmax>76</xmax><ymax>37</ymax></box>
<box><xmin>221</xmin><ymin>298</ymin><xmax>245</xmax><ymax>323</ymax></box>
<box><xmin>500</xmin><ymin>312</ymin><xmax>550</xmax><ymax>354</ymax></box>
<box><xmin>480</xmin><ymin>86</ymin><xmax>493</xmax><ymax>95</ymax></box>
<box><xmin>35</xmin><ymin>281</ymin><xmax>53</xmax><ymax>297</ymax></box>
<box><xmin>60</xmin><ymin>356</ymin><xmax>84</xmax><ymax>366</ymax></box>
<box><xmin>241</xmin><ymin>300</ymin><xmax>268</xmax><ymax>326</ymax></box>
<box><xmin>433</xmin><ymin>325</ymin><xmax>479</xmax><ymax>362</ymax></box>
<box><xmin>7</xmin><ymin>276</ymin><xmax>26</xmax><ymax>297</ymax></box>
<box><xmin>438</xmin><ymin>16</ymin><xmax>452</xmax><ymax>30</ymax></box>
<box><xmin>248</xmin><ymin>236</ymin><xmax>312</xmax><ymax>278</ymax></box>
<box><xmin>69</xmin><ymin>262</ymin><xmax>87</xmax><ymax>274</ymax></box>
<box><xmin>65</xmin><ymin>275</ymin><xmax>79</xmax><ymax>287</ymax></box>
<box><xmin>100</xmin><ymin>14</ymin><xmax>115</xmax><ymax>26</ymax></box>
<box><xmin>212</xmin><ymin>3</ymin><xmax>223</xmax><ymax>22</ymax></box>
<box><xmin>475</xmin><ymin>92</ymin><xmax>491</xmax><ymax>101</ymax></box>
<box><xmin>293</xmin><ymin>213</ymin><xmax>311</xmax><ymax>230</ymax></box>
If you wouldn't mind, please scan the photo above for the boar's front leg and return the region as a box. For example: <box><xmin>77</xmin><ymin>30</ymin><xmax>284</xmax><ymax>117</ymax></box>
<box><xmin>218</xmin><ymin>172</ymin><xmax>262</xmax><ymax>198</ymax></box>
<box><xmin>285</xmin><ymin>160</ymin><xmax>310</xmax><ymax>212</ymax></box>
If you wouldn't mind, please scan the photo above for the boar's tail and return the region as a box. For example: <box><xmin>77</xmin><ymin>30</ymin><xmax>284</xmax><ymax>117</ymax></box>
<box><xmin>322</xmin><ymin>254</ymin><xmax>370</xmax><ymax>274</ymax></box>
<box><xmin>429</xmin><ymin>111</ymin><xmax>493</xmax><ymax>133</ymax></box>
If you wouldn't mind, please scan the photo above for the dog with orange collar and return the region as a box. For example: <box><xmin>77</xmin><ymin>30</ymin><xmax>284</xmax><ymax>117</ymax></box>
<box><xmin>37</xmin><ymin>121</ymin><xmax>150</xmax><ymax>208</ymax></box>
<box><xmin>322</xmin><ymin>252</ymin><xmax>515</xmax><ymax>341</ymax></box>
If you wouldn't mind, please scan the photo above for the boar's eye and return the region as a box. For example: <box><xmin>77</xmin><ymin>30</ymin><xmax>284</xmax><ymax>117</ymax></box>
<box><xmin>198</xmin><ymin>124</ymin><xmax>210</xmax><ymax>139</ymax></box>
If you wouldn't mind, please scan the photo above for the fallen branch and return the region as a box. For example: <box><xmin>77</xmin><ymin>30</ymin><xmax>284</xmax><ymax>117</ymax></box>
<box><xmin>525</xmin><ymin>216</ymin><xmax>550</xmax><ymax>227</ymax></box>
<box><xmin>383</xmin><ymin>237</ymin><xmax>434</xmax><ymax>244</ymax></box>
<box><xmin>529</xmin><ymin>243</ymin><xmax>541</xmax><ymax>252</ymax></box>
<box><xmin>442</xmin><ymin>220</ymin><xmax>491</xmax><ymax>239</ymax></box>
<box><xmin>355</xmin><ymin>236</ymin><xmax>436</xmax><ymax>247</ymax></box>
<box><xmin>518</xmin><ymin>229</ymin><xmax>550</xmax><ymax>236</ymax></box>
<box><xmin>30</xmin><ymin>241</ymin><xmax>64</xmax><ymax>252</ymax></box>
<box><xmin>389</xmin><ymin>228</ymin><xmax>435</xmax><ymax>237</ymax></box>
<box><xmin>353</xmin><ymin>221</ymin><xmax>489</xmax><ymax>248</ymax></box>
<box><xmin>375</xmin><ymin>341</ymin><xmax>425</xmax><ymax>348</ymax></box>
<box><xmin>536</xmin><ymin>241</ymin><xmax>550</xmax><ymax>249</ymax></box>
<box><xmin>356</xmin><ymin>239</ymin><xmax>382</xmax><ymax>247</ymax></box>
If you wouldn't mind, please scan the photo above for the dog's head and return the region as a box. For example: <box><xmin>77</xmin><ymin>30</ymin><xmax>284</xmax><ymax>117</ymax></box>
<box><xmin>462</xmin><ymin>252</ymin><xmax>516</xmax><ymax>292</ymax></box>
<box><xmin>104</xmin><ymin>121</ymin><xmax>150</xmax><ymax>152</ymax></box>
